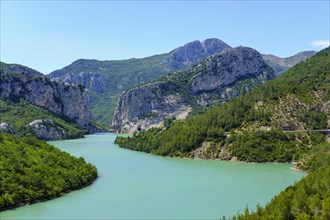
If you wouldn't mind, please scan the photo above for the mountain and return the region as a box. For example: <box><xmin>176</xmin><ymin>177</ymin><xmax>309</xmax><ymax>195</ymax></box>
<box><xmin>0</xmin><ymin>62</ymin><xmax>95</xmax><ymax>140</ymax></box>
<box><xmin>48</xmin><ymin>38</ymin><xmax>231</xmax><ymax>125</ymax></box>
<box><xmin>112</xmin><ymin>46</ymin><xmax>276</xmax><ymax>132</ymax></box>
<box><xmin>262</xmin><ymin>50</ymin><xmax>316</xmax><ymax>74</ymax></box>
<box><xmin>115</xmin><ymin>47</ymin><xmax>329</xmax><ymax>162</ymax></box>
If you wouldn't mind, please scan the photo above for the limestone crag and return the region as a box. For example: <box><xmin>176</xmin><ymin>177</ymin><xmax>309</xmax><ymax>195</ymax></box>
<box><xmin>162</xmin><ymin>38</ymin><xmax>231</xmax><ymax>70</ymax></box>
<box><xmin>0</xmin><ymin>123</ymin><xmax>14</xmax><ymax>134</ymax></box>
<box><xmin>112</xmin><ymin>81</ymin><xmax>191</xmax><ymax>132</ymax></box>
<box><xmin>50</xmin><ymin>71</ymin><xmax>105</xmax><ymax>94</ymax></box>
<box><xmin>112</xmin><ymin>47</ymin><xmax>276</xmax><ymax>132</ymax></box>
<box><xmin>191</xmin><ymin>46</ymin><xmax>270</xmax><ymax>94</ymax></box>
<box><xmin>0</xmin><ymin>64</ymin><xmax>93</xmax><ymax>130</ymax></box>
<box><xmin>28</xmin><ymin>119</ymin><xmax>66</xmax><ymax>140</ymax></box>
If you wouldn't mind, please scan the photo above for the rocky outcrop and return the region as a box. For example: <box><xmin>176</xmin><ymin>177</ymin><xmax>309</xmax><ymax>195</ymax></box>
<box><xmin>112</xmin><ymin>81</ymin><xmax>191</xmax><ymax>132</ymax></box>
<box><xmin>163</xmin><ymin>38</ymin><xmax>231</xmax><ymax>70</ymax></box>
<box><xmin>112</xmin><ymin>47</ymin><xmax>276</xmax><ymax>132</ymax></box>
<box><xmin>0</xmin><ymin>64</ymin><xmax>93</xmax><ymax>130</ymax></box>
<box><xmin>0</xmin><ymin>123</ymin><xmax>14</xmax><ymax>134</ymax></box>
<box><xmin>50</xmin><ymin>71</ymin><xmax>105</xmax><ymax>94</ymax></box>
<box><xmin>28</xmin><ymin>119</ymin><xmax>66</xmax><ymax>140</ymax></box>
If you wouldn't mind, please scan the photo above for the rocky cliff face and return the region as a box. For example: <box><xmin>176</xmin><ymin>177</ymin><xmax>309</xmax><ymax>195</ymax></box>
<box><xmin>0</xmin><ymin>64</ymin><xmax>93</xmax><ymax>130</ymax></box>
<box><xmin>112</xmin><ymin>47</ymin><xmax>276</xmax><ymax>132</ymax></box>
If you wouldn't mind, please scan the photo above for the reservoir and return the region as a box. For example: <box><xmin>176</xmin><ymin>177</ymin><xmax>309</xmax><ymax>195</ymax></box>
<box><xmin>1</xmin><ymin>133</ymin><xmax>305</xmax><ymax>219</ymax></box>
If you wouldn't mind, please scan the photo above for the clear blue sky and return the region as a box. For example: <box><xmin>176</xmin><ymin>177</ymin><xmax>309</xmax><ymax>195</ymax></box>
<box><xmin>1</xmin><ymin>1</ymin><xmax>329</xmax><ymax>74</ymax></box>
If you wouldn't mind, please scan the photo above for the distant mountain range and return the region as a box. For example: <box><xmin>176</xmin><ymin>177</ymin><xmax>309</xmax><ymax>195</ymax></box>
<box><xmin>48</xmin><ymin>38</ymin><xmax>232</xmax><ymax>125</ymax></box>
<box><xmin>0</xmin><ymin>38</ymin><xmax>316</xmax><ymax>130</ymax></box>
<box><xmin>262</xmin><ymin>50</ymin><xmax>316</xmax><ymax>73</ymax></box>
<box><xmin>48</xmin><ymin>38</ymin><xmax>315</xmax><ymax>125</ymax></box>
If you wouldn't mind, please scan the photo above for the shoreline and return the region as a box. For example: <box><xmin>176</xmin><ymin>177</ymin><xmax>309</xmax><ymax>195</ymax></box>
<box><xmin>118</xmin><ymin>144</ymin><xmax>305</xmax><ymax>172</ymax></box>
<box><xmin>0</xmin><ymin>176</ymin><xmax>98</xmax><ymax>212</ymax></box>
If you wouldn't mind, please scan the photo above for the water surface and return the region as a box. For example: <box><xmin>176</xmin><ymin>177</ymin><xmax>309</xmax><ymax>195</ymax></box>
<box><xmin>1</xmin><ymin>133</ymin><xmax>305</xmax><ymax>219</ymax></box>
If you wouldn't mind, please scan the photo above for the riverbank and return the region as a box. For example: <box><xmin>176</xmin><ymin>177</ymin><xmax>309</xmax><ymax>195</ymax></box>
<box><xmin>1</xmin><ymin>177</ymin><xmax>97</xmax><ymax>211</ymax></box>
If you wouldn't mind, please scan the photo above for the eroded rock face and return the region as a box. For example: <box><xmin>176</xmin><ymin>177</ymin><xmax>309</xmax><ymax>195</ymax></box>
<box><xmin>0</xmin><ymin>65</ymin><xmax>93</xmax><ymax>130</ymax></box>
<box><xmin>191</xmin><ymin>47</ymin><xmax>268</xmax><ymax>93</ymax></box>
<box><xmin>112</xmin><ymin>47</ymin><xmax>276</xmax><ymax>132</ymax></box>
<box><xmin>50</xmin><ymin>72</ymin><xmax>105</xmax><ymax>93</ymax></box>
<box><xmin>0</xmin><ymin>123</ymin><xmax>14</xmax><ymax>134</ymax></box>
<box><xmin>28</xmin><ymin>119</ymin><xmax>66</xmax><ymax>140</ymax></box>
<box><xmin>112</xmin><ymin>81</ymin><xmax>191</xmax><ymax>132</ymax></box>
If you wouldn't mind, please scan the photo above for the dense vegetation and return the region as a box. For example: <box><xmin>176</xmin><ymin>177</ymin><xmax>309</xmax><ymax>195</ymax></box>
<box><xmin>228</xmin><ymin>143</ymin><xmax>330</xmax><ymax>220</ymax></box>
<box><xmin>0</xmin><ymin>97</ymin><xmax>85</xmax><ymax>139</ymax></box>
<box><xmin>115</xmin><ymin>47</ymin><xmax>329</xmax><ymax>162</ymax></box>
<box><xmin>0</xmin><ymin>133</ymin><xmax>97</xmax><ymax>210</ymax></box>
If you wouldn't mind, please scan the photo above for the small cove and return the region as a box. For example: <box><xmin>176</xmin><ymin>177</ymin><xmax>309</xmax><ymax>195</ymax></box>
<box><xmin>1</xmin><ymin>133</ymin><xmax>305</xmax><ymax>219</ymax></box>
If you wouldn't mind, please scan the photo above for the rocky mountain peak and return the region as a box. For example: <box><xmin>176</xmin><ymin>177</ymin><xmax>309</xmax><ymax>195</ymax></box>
<box><xmin>202</xmin><ymin>38</ymin><xmax>231</xmax><ymax>55</ymax></box>
<box><xmin>163</xmin><ymin>38</ymin><xmax>231</xmax><ymax>69</ymax></box>
<box><xmin>0</xmin><ymin>63</ymin><xmax>44</xmax><ymax>77</ymax></box>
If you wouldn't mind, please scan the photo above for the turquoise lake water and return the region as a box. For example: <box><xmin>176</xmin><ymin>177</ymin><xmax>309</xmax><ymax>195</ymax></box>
<box><xmin>1</xmin><ymin>133</ymin><xmax>305</xmax><ymax>219</ymax></box>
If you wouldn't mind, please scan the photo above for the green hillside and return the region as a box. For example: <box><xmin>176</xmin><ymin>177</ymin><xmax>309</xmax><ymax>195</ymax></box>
<box><xmin>0</xmin><ymin>133</ymin><xmax>97</xmax><ymax>210</ymax></box>
<box><xmin>115</xmin><ymin>47</ymin><xmax>329</xmax><ymax>162</ymax></box>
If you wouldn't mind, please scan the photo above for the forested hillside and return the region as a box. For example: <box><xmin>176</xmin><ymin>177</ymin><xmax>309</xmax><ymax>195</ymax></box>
<box><xmin>115</xmin><ymin>47</ymin><xmax>329</xmax><ymax>162</ymax></box>
<box><xmin>0</xmin><ymin>133</ymin><xmax>97</xmax><ymax>210</ymax></box>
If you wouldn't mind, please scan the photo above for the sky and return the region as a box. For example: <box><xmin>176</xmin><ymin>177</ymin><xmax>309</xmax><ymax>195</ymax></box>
<box><xmin>1</xmin><ymin>1</ymin><xmax>329</xmax><ymax>74</ymax></box>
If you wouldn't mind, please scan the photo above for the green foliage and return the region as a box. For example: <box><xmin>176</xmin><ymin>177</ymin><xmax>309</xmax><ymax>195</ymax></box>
<box><xmin>138</xmin><ymin>112</ymin><xmax>158</xmax><ymax>120</ymax></box>
<box><xmin>115</xmin><ymin>48</ymin><xmax>329</xmax><ymax>162</ymax></box>
<box><xmin>164</xmin><ymin>116</ymin><xmax>176</xmax><ymax>129</ymax></box>
<box><xmin>0</xmin><ymin>97</ymin><xmax>85</xmax><ymax>139</ymax></box>
<box><xmin>0</xmin><ymin>133</ymin><xmax>97</xmax><ymax>210</ymax></box>
<box><xmin>227</xmin><ymin>129</ymin><xmax>323</xmax><ymax>162</ymax></box>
